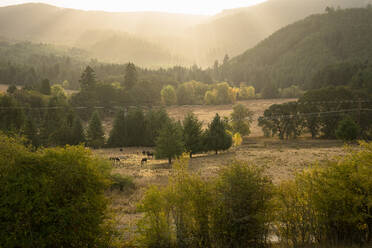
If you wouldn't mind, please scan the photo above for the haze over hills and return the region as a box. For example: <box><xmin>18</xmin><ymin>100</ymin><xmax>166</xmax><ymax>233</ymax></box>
<box><xmin>225</xmin><ymin>7</ymin><xmax>372</xmax><ymax>91</ymax></box>
<box><xmin>0</xmin><ymin>0</ymin><xmax>372</xmax><ymax>67</ymax></box>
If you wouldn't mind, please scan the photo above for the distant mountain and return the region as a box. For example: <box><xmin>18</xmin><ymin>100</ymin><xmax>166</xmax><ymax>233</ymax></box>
<box><xmin>1</xmin><ymin>1</ymin><xmax>372</xmax><ymax>67</ymax></box>
<box><xmin>191</xmin><ymin>0</ymin><xmax>372</xmax><ymax>64</ymax></box>
<box><xmin>225</xmin><ymin>8</ymin><xmax>372</xmax><ymax>91</ymax></box>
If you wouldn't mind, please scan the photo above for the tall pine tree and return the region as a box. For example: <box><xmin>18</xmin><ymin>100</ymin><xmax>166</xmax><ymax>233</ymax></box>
<box><xmin>182</xmin><ymin>112</ymin><xmax>203</xmax><ymax>158</ymax></box>
<box><xmin>70</xmin><ymin>117</ymin><xmax>86</xmax><ymax>145</ymax></box>
<box><xmin>79</xmin><ymin>66</ymin><xmax>97</xmax><ymax>91</ymax></box>
<box><xmin>155</xmin><ymin>120</ymin><xmax>184</xmax><ymax>164</ymax></box>
<box><xmin>123</xmin><ymin>62</ymin><xmax>137</xmax><ymax>90</ymax></box>
<box><xmin>87</xmin><ymin>111</ymin><xmax>105</xmax><ymax>148</ymax></box>
<box><xmin>205</xmin><ymin>114</ymin><xmax>232</xmax><ymax>154</ymax></box>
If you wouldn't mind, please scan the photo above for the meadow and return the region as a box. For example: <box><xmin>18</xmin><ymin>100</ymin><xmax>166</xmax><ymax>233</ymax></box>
<box><xmin>94</xmin><ymin>99</ymin><xmax>347</xmax><ymax>237</ymax></box>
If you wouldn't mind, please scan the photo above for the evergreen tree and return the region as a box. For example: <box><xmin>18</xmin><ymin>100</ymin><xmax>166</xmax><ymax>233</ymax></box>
<box><xmin>40</xmin><ymin>79</ymin><xmax>51</xmax><ymax>95</ymax></box>
<box><xmin>155</xmin><ymin>120</ymin><xmax>184</xmax><ymax>164</ymax></box>
<box><xmin>23</xmin><ymin>116</ymin><xmax>39</xmax><ymax>148</ymax></box>
<box><xmin>87</xmin><ymin>111</ymin><xmax>105</xmax><ymax>148</ymax></box>
<box><xmin>0</xmin><ymin>95</ymin><xmax>24</xmax><ymax>133</ymax></box>
<box><xmin>70</xmin><ymin>117</ymin><xmax>85</xmax><ymax>145</ymax></box>
<box><xmin>79</xmin><ymin>66</ymin><xmax>97</xmax><ymax>91</ymax></box>
<box><xmin>107</xmin><ymin>109</ymin><xmax>127</xmax><ymax>147</ymax></box>
<box><xmin>182</xmin><ymin>113</ymin><xmax>203</xmax><ymax>158</ymax></box>
<box><xmin>123</xmin><ymin>62</ymin><xmax>137</xmax><ymax>90</ymax></box>
<box><xmin>205</xmin><ymin>114</ymin><xmax>232</xmax><ymax>154</ymax></box>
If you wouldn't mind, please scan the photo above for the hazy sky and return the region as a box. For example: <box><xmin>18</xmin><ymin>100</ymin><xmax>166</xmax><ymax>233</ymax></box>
<box><xmin>0</xmin><ymin>0</ymin><xmax>267</xmax><ymax>15</ymax></box>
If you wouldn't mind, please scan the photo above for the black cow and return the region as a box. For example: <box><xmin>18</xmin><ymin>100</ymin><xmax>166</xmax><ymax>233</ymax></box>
<box><xmin>146</xmin><ymin>151</ymin><xmax>154</xmax><ymax>158</ymax></box>
<box><xmin>141</xmin><ymin>158</ymin><xmax>148</xmax><ymax>165</ymax></box>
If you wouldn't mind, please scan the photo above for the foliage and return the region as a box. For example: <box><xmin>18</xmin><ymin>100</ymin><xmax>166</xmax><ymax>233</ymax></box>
<box><xmin>39</xmin><ymin>78</ymin><xmax>51</xmax><ymax>95</ymax></box>
<box><xmin>232</xmin><ymin>132</ymin><xmax>243</xmax><ymax>147</ymax></box>
<box><xmin>228</xmin><ymin>8</ymin><xmax>372</xmax><ymax>92</ymax></box>
<box><xmin>335</xmin><ymin>116</ymin><xmax>360</xmax><ymax>141</ymax></box>
<box><xmin>0</xmin><ymin>94</ymin><xmax>24</xmax><ymax>133</ymax></box>
<box><xmin>87</xmin><ymin>111</ymin><xmax>105</xmax><ymax>148</ymax></box>
<box><xmin>110</xmin><ymin>174</ymin><xmax>135</xmax><ymax>192</ymax></box>
<box><xmin>238</xmin><ymin>85</ymin><xmax>256</xmax><ymax>100</ymax></box>
<box><xmin>155</xmin><ymin>119</ymin><xmax>184</xmax><ymax>164</ymax></box>
<box><xmin>161</xmin><ymin>85</ymin><xmax>177</xmax><ymax>106</ymax></box>
<box><xmin>123</xmin><ymin>62</ymin><xmax>137</xmax><ymax>90</ymax></box>
<box><xmin>204</xmin><ymin>114</ymin><xmax>232</xmax><ymax>154</ymax></box>
<box><xmin>136</xmin><ymin>158</ymin><xmax>274</xmax><ymax>248</ymax></box>
<box><xmin>230</xmin><ymin>104</ymin><xmax>253</xmax><ymax>136</ymax></box>
<box><xmin>70</xmin><ymin>117</ymin><xmax>86</xmax><ymax>145</ymax></box>
<box><xmin>211</xmin><ymin>162</ymin><xmax>273</xmax><ymax>248</ymax></box>
<box><xmin>276</xmin><ymin>142</ymin><xmax>372</xmax><ymax>247</ymax></box>
<box><xmin>79</xmin><ymin>66</ymin><xmax>97</xmax><ymax>91</ymax></box>
<box><xmin>182</xmin><ymin>112</ymin><xmax>204</xmax><ymax>158</ymax></box>
<box><xmin>0</xmin><ymin>134</ymin><xmax>113</xmax><ymax>247</ymax></box>
<box><xmin>258</xmin><ymin>102</ymin><xmax>304</xmax><ymax>139</ymax></box>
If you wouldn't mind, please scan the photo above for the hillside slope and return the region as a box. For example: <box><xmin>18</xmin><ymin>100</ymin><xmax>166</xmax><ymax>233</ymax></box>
<box><xmin>226</xmin><ymin>8</ymin><xmax>372</xmax><ymax>91</ymax></box>
<box><xmin>191</xmin><ymin>0</ymin><xmax>372</xmax><ymax>63</ymax></box>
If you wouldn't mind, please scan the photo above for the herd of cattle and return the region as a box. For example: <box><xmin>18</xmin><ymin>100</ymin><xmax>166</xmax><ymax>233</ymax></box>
<box><xmin>109</xmin><ymin>150</ymin><xmax>155</xmax><ymax>166</ymax></box>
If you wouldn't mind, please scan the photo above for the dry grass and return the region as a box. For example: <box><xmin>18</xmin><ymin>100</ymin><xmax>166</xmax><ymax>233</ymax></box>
<box><xmin>92</xmin><ymin>99</ymin><xmax>350</xmax><ymax>236</ymax></box>
<box><xmin>167</xmin><ymin>98</ymin><xmax>296</xmax><ymax>137</ymax></box>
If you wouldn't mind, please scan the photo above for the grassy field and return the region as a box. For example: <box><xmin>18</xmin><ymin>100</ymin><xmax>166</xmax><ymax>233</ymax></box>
<box><xmin>93</xmin><ymin>99</ymin><xmax>348</xmax><ymax>238</ymax></box>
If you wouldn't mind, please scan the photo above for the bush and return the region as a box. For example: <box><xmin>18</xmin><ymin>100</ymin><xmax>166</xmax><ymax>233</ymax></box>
<box><xmin>161</xmin><ymin>85</ymin><xmax>177</xmax><ymax>106</ymax></box>
<box><xmin>0</xmin><ymin>134</ymin><xmax>113</xmax><ymax>247</ymax></box>
<box><xmin>336</xmin><ymin>116</ymin><xmax>360</xmax><ymax>141</ymax></box>
<box><xmin>110</xmin><ymin>174</ymin><xmax>135</xmax><ymax>192</ymax></box>
<box><xmin>276</xmin><ymin>142</ymin><xmax>372</xmax><ymax>247</ymax></box>
<box><xmin>136</xmin><ymin>157</ymin><xmax>273</xmax><ymax>248</ymax></box>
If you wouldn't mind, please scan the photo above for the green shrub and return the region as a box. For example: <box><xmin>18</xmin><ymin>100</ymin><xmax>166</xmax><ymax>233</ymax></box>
<box><xmin>336</xmin><ymin>116</ymin><xmax>360</xmax><ymax>141</ymax></box>
<box><xmin>136</xmin><ymin>157</ymin><xmax>273</xmax><ymax>248</ymax></box>
<box><xmin>276</xmin><ymin>142</ymin><xmax>372</xmax><ymax>247</ymax></box>
<box><xmin>110</xmin><ymin>173</ymin><xmax>135</xmax><ymax>192</ymax></box>
<box><xmin>0</xmin><ymin>134</ymin><xmax>113</xmax><ymax>247</ymax></box>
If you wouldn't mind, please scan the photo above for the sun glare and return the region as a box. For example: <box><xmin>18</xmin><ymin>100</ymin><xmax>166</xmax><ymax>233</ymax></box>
<box><xmin>1</xmin><ymin>0</ymin><xmax>267</xmax><ymax>15</ymax></box>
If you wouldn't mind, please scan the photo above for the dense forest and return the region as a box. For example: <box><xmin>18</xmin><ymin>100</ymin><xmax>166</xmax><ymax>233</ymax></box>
<box><xmin>225</xmin><ymin>7</ymin><xmax>372</xmax><ymax>92</ymax></box>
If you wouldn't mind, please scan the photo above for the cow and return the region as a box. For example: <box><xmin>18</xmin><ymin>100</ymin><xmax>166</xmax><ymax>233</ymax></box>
<box><xmin>109</xmin><ymin>157</ymin><xmax>121</xmax><ymax>162</ymax></box>
<box><xmin>146</xmin><ymin>151</ymin><xmax>154</xmax><ymax>158</ymax></box>
<box><xmin>141</xmin><ymin>158</ymin><xmax>148</xmax><ymax>165</ymax></box>
<box><xmin>142</xmin><ymin>150</ymin><xmax>146</xmax><ymax>155</ymax></box>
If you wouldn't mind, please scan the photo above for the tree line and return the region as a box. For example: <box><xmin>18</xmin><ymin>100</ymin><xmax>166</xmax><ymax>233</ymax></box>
<box><xmin>258</xmin><ymin>86</ymin><xmax>372</xmax><ymax>140</ymax></box>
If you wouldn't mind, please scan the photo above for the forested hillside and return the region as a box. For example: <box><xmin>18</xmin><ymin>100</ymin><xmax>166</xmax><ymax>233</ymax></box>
<box><xmin>1</xmin><ymin>0</ymin><xmax>371</xmax><ymax>67</ymax></box>
<box><xmin>225</xmin><ymin>7</ymin><xmax>372</xmax><ymax>91</ymax></box>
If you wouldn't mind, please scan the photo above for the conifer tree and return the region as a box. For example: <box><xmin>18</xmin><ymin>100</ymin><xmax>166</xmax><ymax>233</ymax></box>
<box><xmin>70</xmin><ymin>117</ymin><xmax>85</xmax><ymax>145</ymax></box>
<box><xmin>205</xmin><ymin>114</ymin><xmax>232</xmax><ymax>154</ymax></box>
<box><xmin>40</xmin><ymin>79</ymin><xmax>51</xmax><ymax>95</ymax></box>
<box><xmin>107</xmin><ymin>109</ymin><xmax>127</xmax><ymax>147</ymax></box>
<box><xmin>182</xmin><ymin>113</ymin><xmax>203</xmax><ymax>158</ymax></box>
<box><xmin>123</xmin><ymin>62</ymin><xmax>137</xmax><ymax>90</ymax></box>
<box><xmin>23</xmin><ymin>116</ymin><xmax>39</xmax><ymax>148</ymax></box>
<box><xmin>79</xmin><ymin>66</ymin><xmax>97</xmax><ymax>91</ymax></box>
<box><xmin>87</xmin><ymin>111</ymin><xmax>105</xmax><ymax>148</ymax></box>
<box><xmin>155</xmin><ymin>120</ymin><xmax>184</xmax><ymax>164</ymax></box>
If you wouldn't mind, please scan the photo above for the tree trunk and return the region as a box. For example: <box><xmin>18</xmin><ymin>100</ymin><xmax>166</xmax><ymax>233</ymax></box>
<box><xmin>168</xmin><ymin>157</ymin><xmax>172</xmax><ymax>164</ymax></box>
<box><xmin>190</xmin><ymin>153</ymin><xmax>193</xmax><ymax>158</ymax></box>
<box><xmin>215</xmin><ymin>150</ymin><xmax>218</xmax><ymax>155</ymax></box>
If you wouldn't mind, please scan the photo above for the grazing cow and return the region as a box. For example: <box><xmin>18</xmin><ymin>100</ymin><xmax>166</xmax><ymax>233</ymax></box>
<box><xmin>109</xmin><ymin>157</ymin><xmax>121</xmax><ymax>162</ymax></box>
<box><xmin>141</xmin><ymin>158</ymin><xmax>148</xmax><ymax>165</ymax></box>
<box><xmin>146</xmin><ymin>151</ymin><xmax>154</xmax><ymax>158</ymax></box>
<box><xmin>142</xmin><ymin>150</ymin><xmax>146</xmax><ymax>155</ymax></box>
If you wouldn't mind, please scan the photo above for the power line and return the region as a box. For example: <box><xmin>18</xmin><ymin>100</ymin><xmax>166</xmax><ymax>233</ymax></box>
<box><xmin>258</xmin><ymin>109</ymin><xmax>372</xmax><ymax>121</ymax></box>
